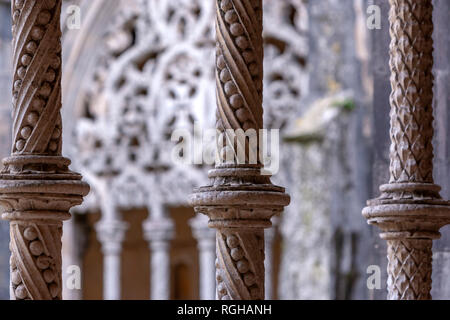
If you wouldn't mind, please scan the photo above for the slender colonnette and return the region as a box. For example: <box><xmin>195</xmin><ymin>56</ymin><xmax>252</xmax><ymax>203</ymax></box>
<box><xmin>363</xmin><ymin>0</ymin><xmax>450</xmax><ymax>300</ymax></box>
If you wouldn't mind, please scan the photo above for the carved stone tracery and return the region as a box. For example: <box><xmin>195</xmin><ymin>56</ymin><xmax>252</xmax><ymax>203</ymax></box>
<box><xmin>66</xmin><ymin>0</ymin><xmax>306</xmax><ymax>213</ymax></box>
<box><xmin>59</xmin><ymin>0</ymin><xmax>307</xmax><ymax>300</ymax></box>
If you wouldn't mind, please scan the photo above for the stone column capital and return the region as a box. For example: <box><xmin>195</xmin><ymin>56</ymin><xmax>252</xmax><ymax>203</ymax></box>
<box><xmin>143</xmin><ymin>218</ymin><xmax>175</xmax><ymax>244</ymax></box>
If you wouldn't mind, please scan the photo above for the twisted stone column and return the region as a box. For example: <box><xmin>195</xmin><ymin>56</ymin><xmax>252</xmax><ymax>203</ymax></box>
<box><xmin>189</xmin><ymin>0</ymin><xmax>290</xmax><ymax>300</ymax></box>
<box><xmin>0</xmin><ymin>0</ymin><xmax>89</xmax><ymax>300</ymax></box>
<box><xmin>363</xmin><ymin>0</ymin><xmax>450</xmax><ymax>300</ymax></box>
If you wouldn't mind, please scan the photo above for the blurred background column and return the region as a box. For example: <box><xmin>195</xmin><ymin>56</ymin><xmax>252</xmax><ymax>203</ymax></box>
<box><xmin>0</xmin><ymin>0</ymin><xmax>12</xmax><ymax>300</ymax></box>
<box><xmin>264</xmin><ymin>217</ymin><xmax>278</xmax><ymax>300</ymax></box>
<box><xmin>144</xmin><ymin>202</ymin><xmax>174</xmax><ymax>300</ymax></box>
<box><xmin>96</xmin><ymin>189</ymin><xmax>128</xmax><ymax>300</ymax></box>
<box><xmin>363</xmin><ymin>0</ymin><xmax>450</xmax><ymax>300</ymax></box>
<box><xmin>190</xmin><ymin>214</ymin><xmax>216</xmax><ymax>300</ymax></box>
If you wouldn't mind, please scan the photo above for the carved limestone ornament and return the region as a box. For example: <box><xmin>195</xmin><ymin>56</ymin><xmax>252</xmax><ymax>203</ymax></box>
<box><xmin>68</xmin><ymin>0</ymin><xmax>214</xmax><ymax>211</ymax></box>
<box><xmin>58</xmin><ymin>0</ymin><xmax>306</xmax><ymax>215</ymax></box>
<box><xmin>0</xmin><ymin>0</ymin><xmax>89</xmax><ymax>300</ymax></box>
<box><xmin>363</xmin><ymin>0</ymin><xmax>450</xmax><ymax>300</ymax></box>
<box><xmin>56</xmin><ymin>0</ymin><xmax>306</xmax><ymax>301</ymax></box>
<box><xmin>189</xmin><ymin>0</ymin><xmax>290</xmax><ymax>300</ymax></box>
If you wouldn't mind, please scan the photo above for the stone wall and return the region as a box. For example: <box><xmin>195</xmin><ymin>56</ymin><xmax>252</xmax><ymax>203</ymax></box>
<box><xmin>279</xmin><ymin>0</ymin><xmax>450</xmax><ymax>300</ymax></box>
<box><xmin>279</xmin><ymin>0</ymin><xmax>375</xmax><ymax>300</ymax></box>
<box><xmin>430</xmin><ymin>0</ymin><xmax>450</xmax><ymax>300</ymax></box>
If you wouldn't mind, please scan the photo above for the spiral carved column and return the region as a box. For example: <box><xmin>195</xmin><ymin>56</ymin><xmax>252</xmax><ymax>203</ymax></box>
<box><xmin>0</xmin><ymin>0</ymin><xmax>89</xmax><ymax>300</ymax></box>
<box><xmin>363</xmin><ymin>0</ymin><xmax>450</xmax><ymax>300</ymax></box>
<box><xmin>189</xmin><ymin>0</ymin><xmax>290</xmax><ymax>300</ymax></box>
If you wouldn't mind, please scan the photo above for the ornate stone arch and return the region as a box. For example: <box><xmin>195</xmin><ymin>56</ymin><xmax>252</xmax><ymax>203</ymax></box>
<box><xmin>60</xmin><ymin>0</ymin><xmax>309</xmax><ymax>300</ymax></box>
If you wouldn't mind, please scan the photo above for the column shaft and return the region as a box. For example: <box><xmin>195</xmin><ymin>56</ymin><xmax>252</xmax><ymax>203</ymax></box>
<box><xmin>387</xmin><ymin>239</ymin><xmax>432</xmax><ymax>300</ymax></box>
<box><xmin>264</xmin><ymin>225</ymin><xmax>276</xmax><ymax>300</ymax></box>
<box><xmin>190</xmin><ymin>214</ymin><xmax>216</xmax><ymax>300</ymax></box>
<box><xmin>144</xmin><ymin>204</ymin><xmax>174</xmax><ymax>300</ymax></box>
<box><xmin>96</xmin><ymin>219</ymin><xmax>127</xmax><ymax>300</ymax></box>
<box><xmin>388</xmin><ymin>0</ymin><xmax>434</xmax><ymax>185</ymax></box>
<box><xmin>150</xmin><ymin>241</ymin><xmax>171</xmax><ymax>300</ymax></box>
<box><xmin>363</xmin><ymin>0</ymin><xmax>450</xmax><ymax>300</ymax></box>
<box><xmin>190</xmin><ymin>0</ymin><xmax>290</xmax><ymax>301</ymax></box>
<box><xmin>216</xmin><ymin>229</ymin><xmax>265</xmax><ymax>300</ymax></box>
<box><xmin>199</xmin><ymin>241</ymin><xmax>216</xmax><ymax>300</ymax></box>
<box><xmin>103</xmin><ymin>248</ymin><xmax>122</xmax><ymax>300</ymax></box>
<box><xmin>0</xmin><ymin>0</ymin><xmax>89</xmax><ymax>300</ymax></box>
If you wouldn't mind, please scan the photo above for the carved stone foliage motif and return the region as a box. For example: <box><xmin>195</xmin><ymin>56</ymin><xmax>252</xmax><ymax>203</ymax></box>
<box><xmin>71</xmin><ymin>0</ymin><xmax>214</xmax><ymax>210</ymax></box>
<box><xmin>66</xmin><ymin>0</ymin><xmax>308</xmax><ymax>211</ymax></box>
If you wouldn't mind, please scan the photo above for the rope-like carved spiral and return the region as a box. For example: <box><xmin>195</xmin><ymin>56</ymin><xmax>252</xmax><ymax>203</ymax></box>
<box><xmin>11</xmin><ymin>0</ymin><xmax>63</xmax><ymax>156</ymax></box>
<box><xmin>215</xmin><ymin>0</ymin><xmax>264</xmax><ymax>163</ymax></box>
<box><xmin>10</xmin><ymin>222</ymin><xmax>63</xmax><ymax>300</ymax></box>
<box><xmin>191</xmin><ymin>0</ymin><xmax>290</xmax><ymax>302</ymax></box>
<box><xmin>215</xmin><ymin>230</ymin><xmax>265</xmax><ymax>300</ymax></box>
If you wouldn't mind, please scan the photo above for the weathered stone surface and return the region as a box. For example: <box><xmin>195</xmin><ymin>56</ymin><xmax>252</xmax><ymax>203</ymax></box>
<box><xmin>0</xmin><ymin>0</ymin><xmax>89</xmax><ymax>300</ymax></box>
<box><xmin>282</xmin><ymin>93</ymin><xmax>353</xmax><ymax>300</ymax></box>
<box><xmin>363</xmin><ymin>0</ymin><xmax>450</xmax><ymax>300</ymax></box>
<box><xmin>279</xmin><ymin>0</ymin><xmax>375</xmax><ymax>300</ymax></box>
<box><xmin>58</xmin><ymin>0</ymin><xmax>304</xmax><ymax>300</ymax></box>
<box><xmin>189</xmin><ymin>0</ymin><xmax>290</xmax><ymax>300</ymax></box>
<box><xmin>0</xmin><ymin>0</ymin><xmax>448</xmax><ymax>301</ymax></box>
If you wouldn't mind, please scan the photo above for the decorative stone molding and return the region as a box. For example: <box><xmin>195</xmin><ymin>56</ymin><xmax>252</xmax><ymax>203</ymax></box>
<box><xmin>363</xmin><ymin>0</ymin><xmax>450</xmax><ymax>300</ymax></box>
<box><xmin>58</xmin><ymin>0</ymin><xmax>307</xmax><ymax>300</ymax></box>
<box><xmin>61</xmin><ymin>0</ymin><xmax>307</xmax><ymax>215</ymax></box>
<box><xmin>0</xmin><ymin>0</ymin><xmax>89</xmax><ymax>300</ymax></box>
<box><xmin>189</xmin><ymin>0</ymin><xmax>290</xmax><ymax>300</ymax></box>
